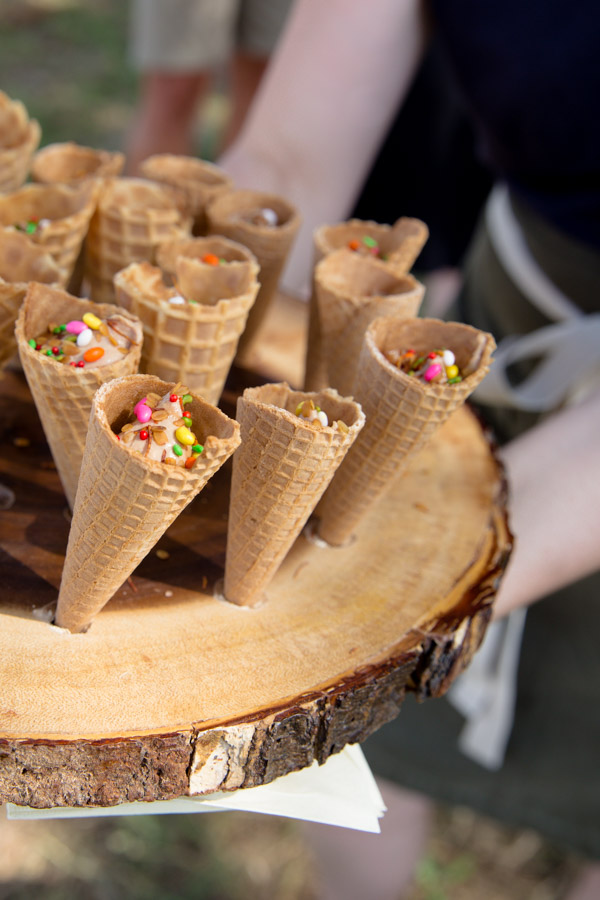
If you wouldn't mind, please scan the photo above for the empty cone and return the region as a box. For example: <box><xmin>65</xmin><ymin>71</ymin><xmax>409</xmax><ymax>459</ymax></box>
<box><xmin>305</xmin><ymin>217</ymin><xmax>428</xmax><ymax>391</ymax></box>
<box><xmin>140</xmin><ymin>155</ymin><xmax>232</xmax><ymax>235</ymax></box>
<box><xmin>0</xmin><ymin>90</ymin><xmax>41</xmax><ymax>193</ymax></box>
<box><xmin>312</xmin><ymin>249</ymin><xmax>424</xmax><ymax>396</ymax></box>
<box><xmin>31</xmin><ymin>141</ymin><xmax>125</xmax><ymax>185</ymax></box>
<box><xmin>55</xmin><ymin>374</ymin><xmax>241</xmax><ymax>632</ymax></box>
<box><xmin>15</xmin><ymin>283</ymin><xmax>143</xmax><ymax>509</ymax></box>
<box><xmin>85</xmin><ymin>177</ymin><xmax>192</xmax><ymax>303</ymax></box>
<box><xmin>206</xmin><ymin>189</ymin><xmax>300</xmax><ymax>353</ymax></box>
<box><xmin>0</xmin><ymin>181</ymin><xmax>99</xmax><ymax>287</ymax></box>
<box><xmin>316</xmin><ymin>316</ymin><xmax>496</xmax><ymax>546</ymax></box>
<box><xmin>224</xmin><ymin>382</ymin><xmax>365</xmax><ymax>607</ymax></box>
<box><xmin>0</xmin><ymin>229</ymin><xmax>61</xmax><ymax>368</ymax></box>
<box><xmin>115</xmin><ymin>253</ymin><xmax>259</xmax><ymax>405</ymax></box>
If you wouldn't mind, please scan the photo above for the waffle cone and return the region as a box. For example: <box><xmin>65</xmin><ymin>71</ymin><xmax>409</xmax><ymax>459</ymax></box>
<box><xmin>224</xmin><ymin>382</ymin><xmax>365</xmax><ymax>607</ymax></box>
<box><xmin>206</xmin><ymin>189</ymin><xmax>300</xmax><ymax>352</ymax></box>
<box><xmin>85</xmin><ymin>177</ymin><xmax>192</xmax><ymax>303</ymax></box>
<box><xmin>55</xmin><ymin>374</ymin><xmax>241</xmax><ymax>632</ymax></box>
<box><xmin>115</xmin><ymin>254</ymin><xmax>259</xmax><ymax>405</ymax></box>
<box><xmin>15</xmin><ymin>283</ymin><xmax>143</xmax><ymax>509</ymax></box>
<box><xmin>0</xmin><ymin>181</ymin><xmax>99</xmax><ymax>287</ymax></box>
<box><xmin>0</xmin><ymin>230</ymin><xmax>61</xmax><ymax>368</ymax></box>
<box><xmin>316</xmin><ymin>316</ymin><xmax>496</xmax><ymax>546</ymax></box>
<box><xmin>140</xmin><ymin>155</ymin><xmax>232</xmax><ymax>235</ymax></box>
<box><xmin>305</xmin><ymin>217</ymin><xmax>428</xmax><ymax>391</ymax></box>
<box><xmin>312</xmin><ymin>249</ymin><xmax>424</xmax><ymax>396</ymax></box>
<box><xmin>0</xmin><ymin>91</ymin><xmax>41</xmax><ymax>193</ymax></box>
<box><xmin>31</xmin><ymin>141</ymin><xmax>125</xmax><ymax>185</ymax></box>
<box><xmin>156</xmin><ymin>235</ymin><xmax>257</xmax><ymax>280</ymax></box>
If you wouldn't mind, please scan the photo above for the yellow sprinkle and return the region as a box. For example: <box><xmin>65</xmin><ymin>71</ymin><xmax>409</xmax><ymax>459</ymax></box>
<box><xmin>83</xmin><ymin>312</ymin><xmax>102</xmax><ymax>330</ymax></box>
<box><xmin>446</xmin><ymin>364</ymin><xmax>459</xmax><ymax>379</ymax></box>
<box><xmin>175</xmin><ymin>425</ymin><xmax>195</xmax><ymax>446</ymax></box>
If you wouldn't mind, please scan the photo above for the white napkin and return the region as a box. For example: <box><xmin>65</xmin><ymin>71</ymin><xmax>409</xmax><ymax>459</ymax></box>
<box><xmin>6</xmin><ymin>743</ymin><xmax>385</xmax><ymax>833</ymax></box>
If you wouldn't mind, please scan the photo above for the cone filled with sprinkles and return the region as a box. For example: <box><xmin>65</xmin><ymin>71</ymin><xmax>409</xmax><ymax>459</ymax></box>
<box><xmin>55</xmin><ymin>374</ymin><xmax>241</xmax><ymax>632</ymax></box>
<box><xmin>316</xmin><ymin>316</ymin><xmax>496</xmax><ymax>547</ymax></box>
<box><xmin>15</xmin><ymin>282</ymin><xmax>143</xmax><ymax>509</ymax></box>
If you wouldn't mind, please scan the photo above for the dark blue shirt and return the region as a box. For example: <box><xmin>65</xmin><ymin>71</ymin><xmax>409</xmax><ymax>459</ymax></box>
<box><xmin>432</xmin><ymin>0</ymin><xmax>600</xmax><ymax>248</ymax></box>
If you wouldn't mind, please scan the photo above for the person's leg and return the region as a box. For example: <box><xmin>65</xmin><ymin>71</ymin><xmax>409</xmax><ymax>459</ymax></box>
<box><xmin>222</xmin><ymin>51</ymin><xmax>269</xmax><ymax>149</ymax></box>
<box><xmin>304</xmin><ymin>779</ymin><xmax>433</xmax><ymax>900</ymax></box>
<box><xmin>126</xmin><ymin>71</ymin><xmax>211</xmax><ymax>173</ymax></box>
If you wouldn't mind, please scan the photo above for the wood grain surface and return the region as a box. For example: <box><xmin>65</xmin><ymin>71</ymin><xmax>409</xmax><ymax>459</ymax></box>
<box><xmin>0</xmin><ymin>295</ymin><xmax>512</xmax><ymax>807</ymax></box>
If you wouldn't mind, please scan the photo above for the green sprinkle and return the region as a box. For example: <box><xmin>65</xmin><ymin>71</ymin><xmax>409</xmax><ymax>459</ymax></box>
<box><xmin>362</xmin><ymin>235</ymin><xmax>378</xmax><ymax>248</ymax></box>
<box><xmin>219</xmin><ymin>258</ymin><xmax>227</xmax><ymax>265</ymax></box>
<box><xmin>28</xmin><ymin>338</ymin><xmax>37</xmax><ymax>348</ymax></box>
<box><xmin>172</xmin><ymin>444</ymin><xmax>183</xmax><ymax>457</ymax></box>
<box><xmin>448</xmin><ymin>376</ymin><xmax>462</xmax><ymax>384</ymax></box>
<box><xmin>25</xmin><ymin>221</ymin><xmax>37</xmax><ymax>234</ymax></box>
<box><xmin>192</xmin><ymin>443</ymin><xmax>204</xmax><ymax>454</ymax></box>
<box><xmin>182</xmin><ymin>394</ymin><xmax>193</xmax><ymax>404</ymax></box>
<box><xmin>188</xmin><ymin>299</ymin><xmax>198</xmax><ymax>304</ymax></box>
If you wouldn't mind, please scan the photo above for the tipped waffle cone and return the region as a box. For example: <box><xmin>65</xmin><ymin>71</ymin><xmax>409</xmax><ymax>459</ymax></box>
<box><xmin>0</xmin><ymin>230</ymin><xmax>61</xmax><ymax>368</ymax></box>
<box><xmin>224</xmin><ymin>382</ymin><xmax>365</xmax><ymax>607</ymax></box>
<box><xmin>305</xmin><ymin>217</ymin><xmax>428</xmax><ymax>391</ymax></box>
<box><xmin>206</xmin><ymin>189</ymin><xmax>300</xmax><ymax>352</ymax></box>
<box><xmin>115</xmin><ymin>254</ymin><xmax>259</xmax><ymax>405</ymax></box>
<box><xmin>156</xmin><ymin>235</ymin><xmax>257</xmax><ymax>282</ymax></box>
<box><xmin>85</xmin><ymin>177</ymin><xmax>192</xmax><ymax>303</ymax></box>
<box><xmin>316</xmin><ymin>316</ymin><xmax>496</xmax><ymax>546</ymax></box>
<box><xmin>0</xmin><ymin>181</ymin><xmax>99</xmax><ymax>287</ymax></box>
<box><xmin>0</xmin><ymin>90</ymin><xmax>41</xmax><ymax>193</ymax></box>
<box><xmin>31</xmin><ymin>141</ymin><xmax>125</xmax><ymax>185</ymax></box>
<box><xmin>55</xmin><ymin>374</ymin><xmax>241</xmax><ymax>632</ymax></box>
<box><xmin>140</xmin><ymin>155</ymin><xmax>232</xmax><ymax>235</ymax></box>
<box><xmin>312</xmin><ymin>249</ymin><xmax>424</xmax><ymax>396</ymax></box>
<box><xmin>15</xmin><ymin>283</ymin><xmax>143</xmax><ymax>509</ymax></box>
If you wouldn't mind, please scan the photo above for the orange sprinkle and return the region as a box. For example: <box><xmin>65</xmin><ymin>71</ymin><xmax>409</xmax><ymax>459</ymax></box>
<box><xmin>202</xmin><ymin>253</ymin><xmax>220</xmax><ymax>266</ymax></box>
<box><xmin>83</xmin><ymin>346</ymin><xmax>104</xmax><ymax>363</ymax></box>
<box><xmin>184</xmin><ymin>455</ymin><xmax>197</xmax><ymax>469</ymax></box>
<box><xmin>348</xmin><ymin>239</ymin><xmax>360</xmax><ymax>251</ymax></box>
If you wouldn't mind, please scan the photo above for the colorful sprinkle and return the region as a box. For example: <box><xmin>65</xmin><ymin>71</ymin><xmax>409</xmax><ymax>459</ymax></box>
<box><xmin>172</xmin><ymin>443</ymin><xmax>183</xmax><ymax>457</ymax></box>
<box><xmin>134</xmin><ymin>399</ymin><xmax>153</xmax><ymax>423</ymax></box>
<box><xmin>175</xmin><ymin>425</ymin><xmax>195</xmax><ymax>446</ymax></box>
<box><xmin>83</xmin><ymin>346</ymin><xmax>104</xmax><ymax>363</ymax></box>
<box><xmin>76</xmin><ymin>328</ymin><xmax>93</xmax><ymax>347</ymax></box>
<box><xmin>192</xmin><ymin>443</ymin><xmax>204</xmax><ymax>454</ymax></box>
<box><xmin>139</xmin><ymin>429</ymin><xmax>149</xmax><ymax>440</ymax></box>
<box><xmin>66</xmin><ymin>320</ymin><xmax>86</xmax><ymax>335</ymax></box>
<box><xmin>202</xmin><ymin>253</ymin><xmax>220</xmax><ymax>266</ymax></box>
<box><xmin>28</xmin><ymin>338</ymin><xmax>37</xmax><ymax>348</ymax></box>
<box><xmin>362</xmin><ymin>235</ymin><xmax>378</xmax><ymax>248</ymax></box>
<box><xmin>82</xmin><ymin>312</ymin><xmax>102</xmax><ymax>330</ymax></box>
<box><xmin>169</xmin><ymin>394</ymin><xmax>178</xmax><ymax>403</ymax></box>
<box><xmin>423</xmin><ymin>363</ymin><xmax>443</xmax><ymax>382</ymax></box>
<box><xmin>182</xmin><ymin>394</ymin><xmax>192</xmax><ymax>404</ymax></box>
<box><xmin>348</xmin><ymin>238</ymin><xmax>361</xmax><ymax>251</ymax></box>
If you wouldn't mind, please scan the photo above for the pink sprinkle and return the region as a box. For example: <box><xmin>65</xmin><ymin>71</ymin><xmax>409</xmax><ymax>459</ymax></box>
<box><xmin>65</xmin><ymin>320</ymin><xmax>86</xmax><ymax>335</ymax></box>
<box><xmin>423</xmin><ymin>362</ymin><xmax>443</xmax><ymax>382</ymax></box>
<box><xmin>134</xmin><ymin>398</ymin><xmax>152</xmax><ymax>423</ymax></box>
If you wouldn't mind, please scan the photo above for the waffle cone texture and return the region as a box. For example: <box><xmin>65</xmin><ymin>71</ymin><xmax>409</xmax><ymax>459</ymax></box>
<box><xmin>85</xmin><ymin>177</ymin><xmax>192</xmax><ymax>303</ymax></box>
<box><xmin>0</xmin><ymin>181</ymin><xmax>99</xmax><ymax>287</ymax></box>
<box><xmin>224</xmin><ymin>382</ymin><xmax>365</xmax><ymax>607</ymax></box>
<box><xmin>316</xmin><ymin>316</ymin><xmax>496</xmax><ymax>546</ymax></box>
<box><xmin>140</xmin><ymin>155</ymin><xmax>232</xmax><ymax>235</ymax></box>
<box><xmin>0</xmin><ymin>230</ymin><xmax>61</xmax><ymax>368</ymax></box>
<box><xmin>305</xmin><ymin>217</ymin><xmax>428</xmax><ymax>391</ymax></box>
<box><xmin>15</xmin><ymin>283</ymin><xmax>143</xmax><ymax>509</ymax></box>
<box><xmin>0</xmin><ymin>90</ymin><xmax>41</xmax><ymax>193</ymax></box>
<box><xmin>311</xmin><ymin>249</ymin><xmax>424</xmax><ymax>395</ymax></box>
<box><xmin>31</xmin><ymin>141</ymin><xmax>125</xmax><ymax>185</ymax></box>
<box><xmin>55</xmin><ymin>374</ymin><xmax>241</xmax><ymax>632</ymax></box>
<box><xmin>206</xmin><ymin>189</ymin><xmax>300</xmax><ymax>352</ymax></box>
<box><xmin>114</xmin><ymin>254</ymin><xmax>259</xmax><ymax>405</ymax></box>
<box><xmin>156</xmin><ymin>235</ymin><xmax>257</xmax><ymax>278</ymax></box>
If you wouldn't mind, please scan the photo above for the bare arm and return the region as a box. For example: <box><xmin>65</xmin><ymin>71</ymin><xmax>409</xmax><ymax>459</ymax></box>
<box><xmin>492</xmin><ymin>389</ymin><xmax>600</xmax><ymax>619</ymax></box>
<box><xmin>219</xmin><ymin>0</ymin><xmax>430</xmax><ymax>294</ymax></box>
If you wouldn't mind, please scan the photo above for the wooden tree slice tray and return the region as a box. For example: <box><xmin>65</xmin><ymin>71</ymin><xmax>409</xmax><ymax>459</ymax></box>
<box><xmin>0</xmin><ymin>297</ymin><xmax>511</xmax><ymax>808</ymax></box>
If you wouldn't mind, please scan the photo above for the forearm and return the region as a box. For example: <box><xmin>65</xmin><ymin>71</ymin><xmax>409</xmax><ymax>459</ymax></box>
<box><xmin>219</xmin><ymin>0</ymin><xmax>429</xmax><ymax>292</ymax></box>
<box><xmin>492</xmin><ymin>390</ymin><xmax>600</xmax><ymax>619</ymax></box>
